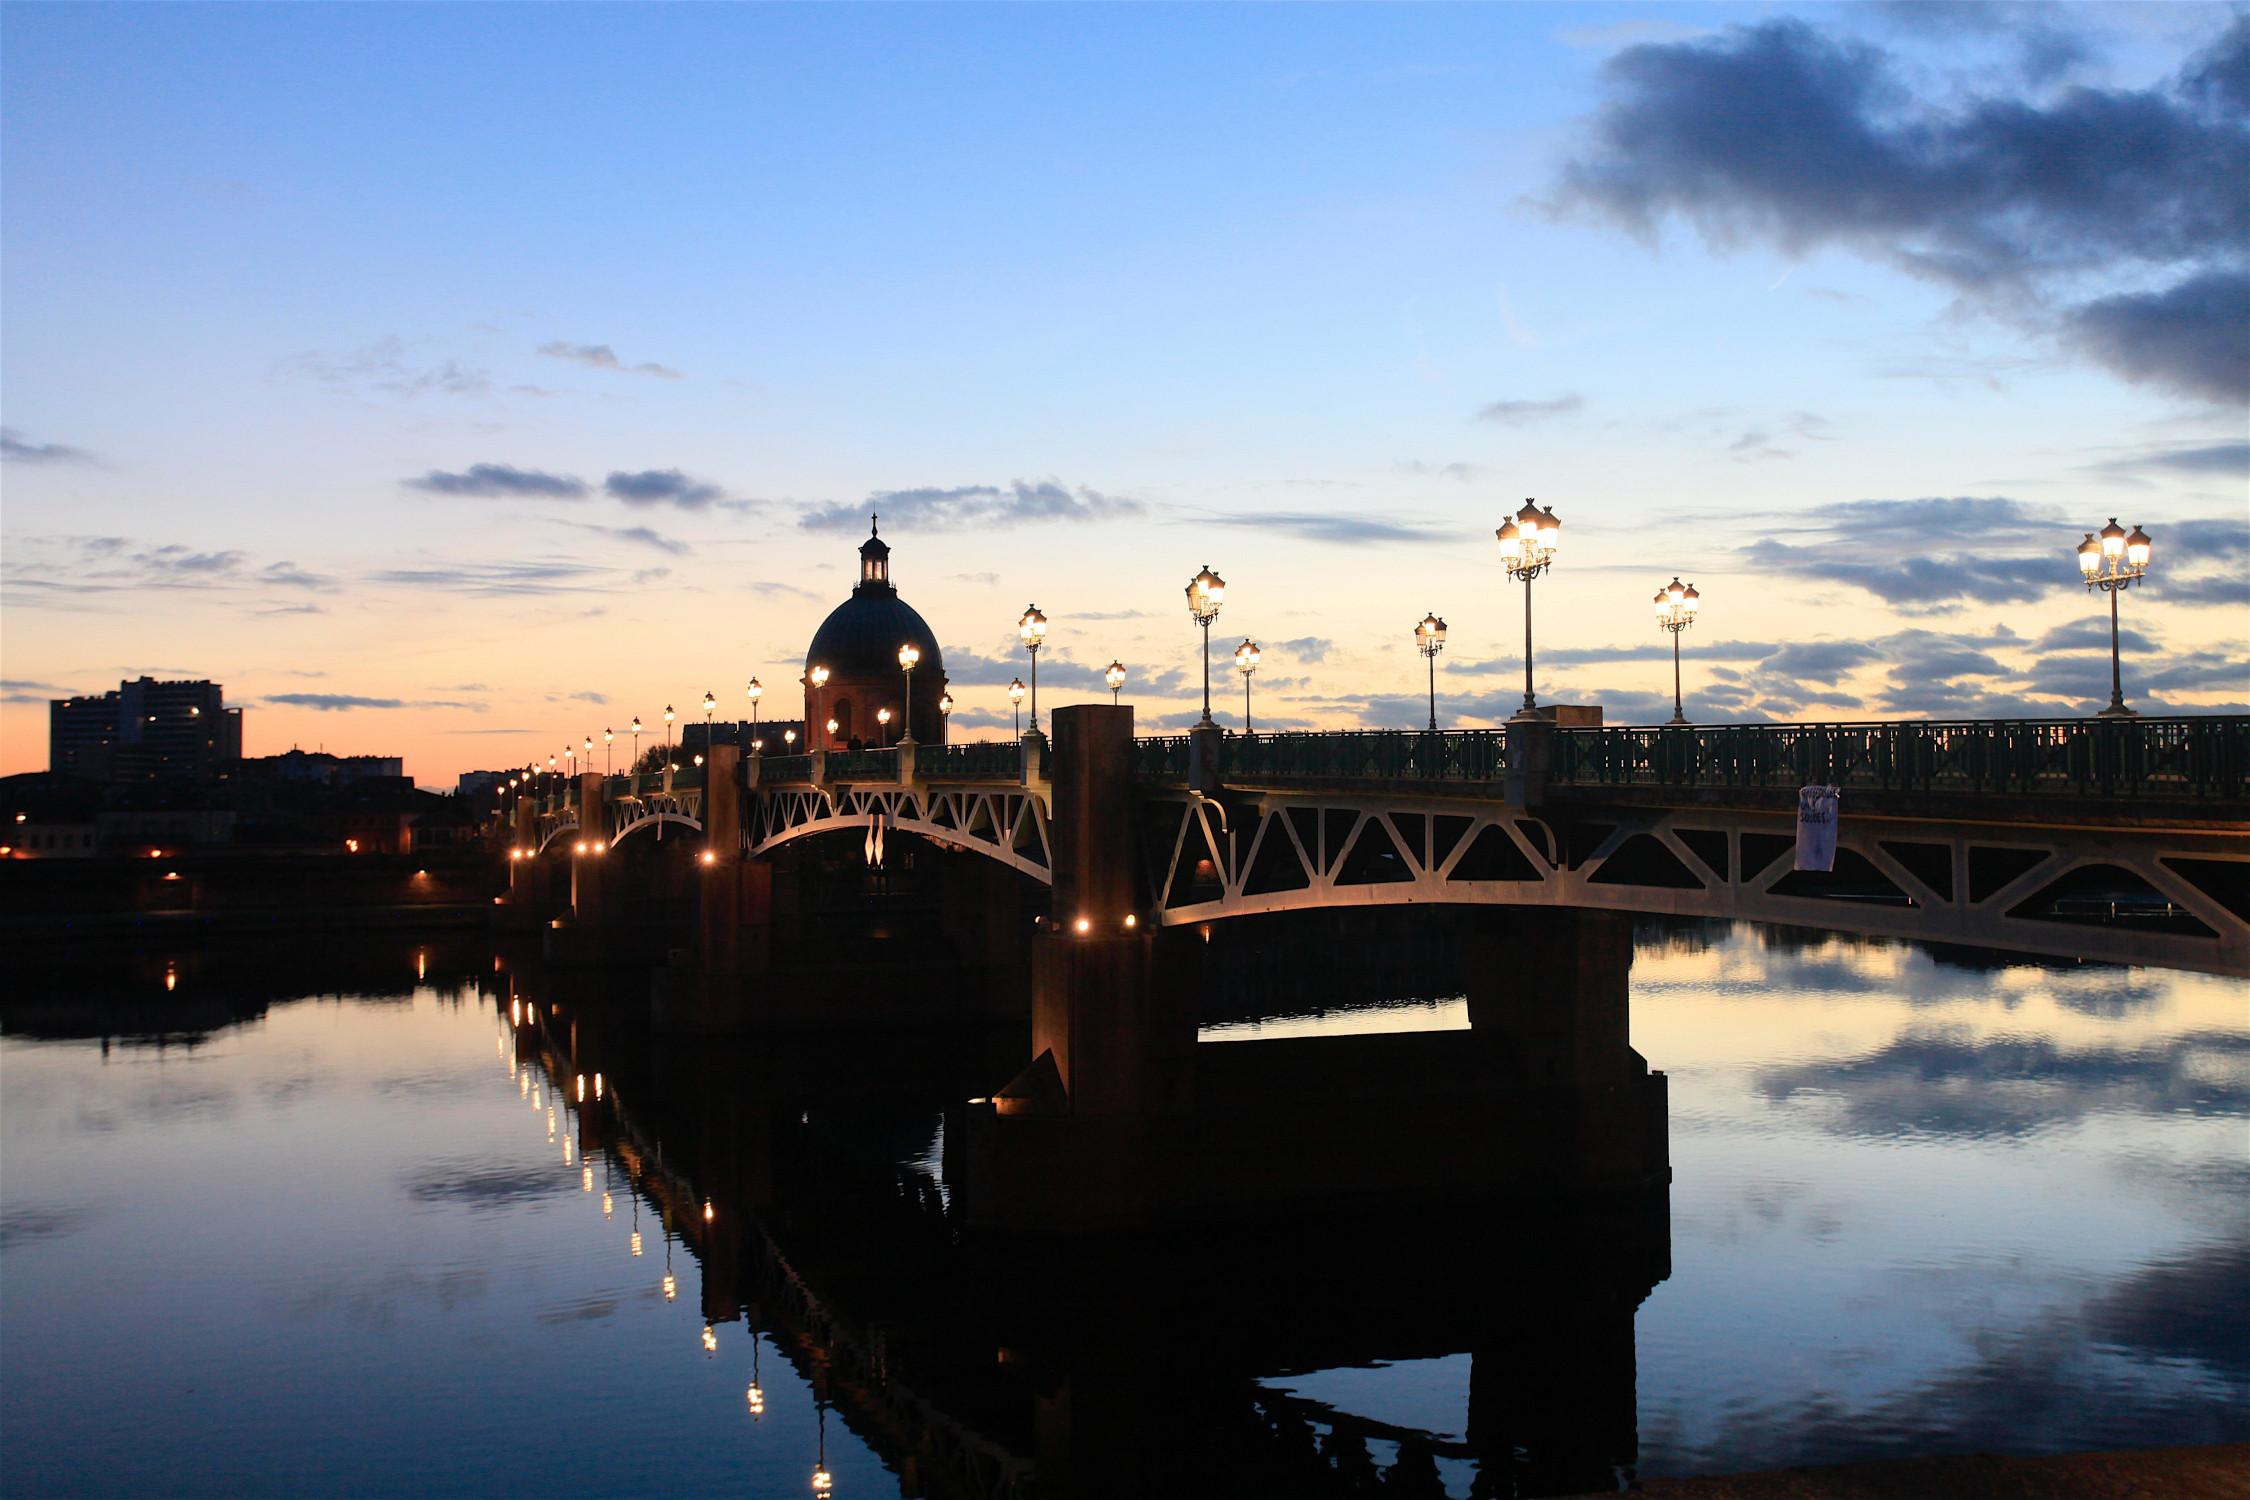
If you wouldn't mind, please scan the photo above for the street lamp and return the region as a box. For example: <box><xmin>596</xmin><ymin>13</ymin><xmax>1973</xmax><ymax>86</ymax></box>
<box><xmin>1654</xmin><ymin>578</ymin><xmax>1700</xmax><ymax>725</ymax></box>
<box><xmin>2077</xmin><ymin>518</ymin><xmax>2153</xmax><ymax>718</ymax></box>
<box><xmin>1233</xmin><ymin>639</ymin><xmax>1261</xmax><ymax>734</ymax></box>
<box><xmin>583</xmin><ymin>735</ymin><xmax>594</xmax><ymax>779</ymax></box>
<box><xmin>1018</xmin><ymin>605</ymin><xmax>1048</xmax><ymax>732</ymax></box>
<box><xmin>1494</xmin><ymin>499</ymin><xmax>1561</xmax><ymax>720</ymax></box>
<box><xmin>937</xmin><ymin>691</ymin><xmax>953</xmax><ymax>745</ymax></box>
<box><xmin>783</xmin><ymin>728</ymin><xmax>797</xmax><ymax>748</ymax></box>
<box><xmin>603</xmin><ymin>727</ymin><xmax>614</xmax><ymax>776</ymax></box>
<box><xmin>808</xmin><ymin>665</ymin><xmax>831</xmax><ymax>749</ymax></box>
<box><xmin>1008</xmin><ymin>677</ymin><xmax>1027</xmax><ymax>738</ymax></box>
<box><xmin>746</xmin><ymin>678</ymin><xmax>763</xmax><ymax>753</ymax></box>
<box><xmin>565</xmin><ymin>743</ymin><xmax>576</xmax><ymax>778</ymax></box>
<box><xmin>1186</xmin><ymin>565</ymin><xmax>1226</xmax><ymax>728</ymax></box>
<box><xmin>1414</xmin><ymin>613</ymin><xmax>1447</xmax><ymax>732</ymax></box>
<box><xmin>1105</xmin><ymin>660</ymin><xmax>1126</xmax><ymax>704</ymax></box>
<box><xmin>630</xmin><ymin>716</ymin><xmax>643</xmax><ymax>777</ymax></box>
<box><xmin>702</xmin><ymin>690</ymin><xmax>716</xmax><ymax>752</ymax></box>
<box><xmin>897</xmin><ymin>643</ymin><xmax>920</xmax><ymax>744</ymax></box>
<box><xmin>877</xmin><ymin>706</ymin><xmax>892</xmax><ymax>747</ymax></box>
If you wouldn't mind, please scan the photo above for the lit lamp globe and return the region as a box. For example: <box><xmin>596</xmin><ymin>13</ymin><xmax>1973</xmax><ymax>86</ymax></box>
<box><xmin>1105</xmin><ymin>660</ymin><xmax>1127</xmax><ymax>704</ymax></box>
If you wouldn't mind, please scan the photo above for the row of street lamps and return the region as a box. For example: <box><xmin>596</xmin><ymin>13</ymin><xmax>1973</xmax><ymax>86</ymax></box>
<box><xmin>500</xmin><ymin>507</ymin><xmax>2159</xmax><ymax>801</ymax></box>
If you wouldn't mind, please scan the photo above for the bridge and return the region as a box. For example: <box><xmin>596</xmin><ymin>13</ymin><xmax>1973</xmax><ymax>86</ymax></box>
<box><xmin>509</xmin><ymin>711</ymin><xmax>2250</xmax><ymax>977</ymax></box>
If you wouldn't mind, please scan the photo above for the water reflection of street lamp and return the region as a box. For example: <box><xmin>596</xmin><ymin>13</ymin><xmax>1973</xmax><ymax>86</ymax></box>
<box><xmin>1414</xmin><ymin>613</ymin><xmax>1447</xmax><ymax>732</ymax></box>
<box><xmin>2077</xmin><ymin>518</ymin><xmax>2154</xmax><ymax>718</ymax></box>
<box><xmin>1008</xmin><ymin>678</ymin><xmax>1027</xmax><ymax>739</ymax></box>
<box><xmin>746</xmin><ymin>1319</ymin><xmax>766</xmax><ymax>1419</ymax></box>
<box><xmin>1105</xmin><ymin>660</ymin><xmax>1126</xmax><ymax>704</ymax></box>
<box><xmin>1186</xmin><ymin>565</ymin><xmax>1225</xmax><ymax>728</ymax></box>
<box><xmin>1495</xmin><ymin>500</ymin><xmax>1561</xmax><ymax>720</ymax></box>
<box><xmin>1233</xmin><ymin>639</ymin><xmax>1261</xmax><ymax>735</ymax></box>
<box><xmin>1654</xmin><ymin>577</ymin><xmax>1700</xmax><ymax>726</ymax></box>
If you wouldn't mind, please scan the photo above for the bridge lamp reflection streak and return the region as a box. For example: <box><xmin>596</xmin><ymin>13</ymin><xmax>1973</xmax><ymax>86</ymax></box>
<box><xmin>2077</xmin><ymin>519</ymin><xmax>2154</xmax><ymax>719</ymax></box>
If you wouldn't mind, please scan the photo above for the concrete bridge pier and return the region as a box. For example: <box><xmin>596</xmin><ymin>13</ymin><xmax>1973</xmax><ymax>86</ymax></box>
<box><xmin>494</xmin><ymin>795</ymin><xmax>561</xmax><ymax>932</ymax></box>
<box><xmin>1464</xmin><ymin>908</ymin><xmax>1670</xmax><ymax>1198</ymax></box>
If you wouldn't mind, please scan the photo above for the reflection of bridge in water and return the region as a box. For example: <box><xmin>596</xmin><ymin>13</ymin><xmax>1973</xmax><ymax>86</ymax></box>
<box><xmin>501</xmin><ymin>960</ymin><xmax>1672</xmax><ymax>1499</ymax></box>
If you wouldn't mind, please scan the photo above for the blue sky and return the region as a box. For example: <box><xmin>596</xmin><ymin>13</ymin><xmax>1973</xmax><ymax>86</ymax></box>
<box><xmin>4</xmin><ymin>2</ymin><xmax>2244</xmax><ymax>783</ymax></box>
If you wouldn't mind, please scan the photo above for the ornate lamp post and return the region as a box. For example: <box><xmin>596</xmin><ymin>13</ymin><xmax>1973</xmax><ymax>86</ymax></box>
<box><xmin>564</xmin><ymin>743</ymin><xmax>575</xmax><ymax>779</ymax></box>
<box><xmin>701</xmin><ymin>690</ymin><xmax>715</xmax><ymax>754</ymax></box>
<box><xmin>1654</xmin><ymin>578</ymin><xmax>1700</xmax><ymax>725</ymax></box>
<box><xmin>2077</xmin><ymin>518</ymin><xmax>2153</xmax><ymax>718</ymax></box>
<box><xmin>630</xmin><ymin>717</ymin><xmax>642</xmax><ymax>776</ymax></box>
<box><xmin>1186</xmin><ymin>565</ymin><xmax>1226</xmax><ymax>727</ymax></box>
<box><xmin>1494</xmin><ymin>499</ymin><xmax>1561</xmax><ymax>720</ymax></box>
<box><xmin>1414</xmin><ymin>613</ymin><xmax>1447</xmax><ymax>731</ymax></box>
<box><xmin>783</xmin><ymin>728</ymin><xmax>797</xmax><ymax>749</ymax></box>
<box><xmin>745</xmin><ymin>678</ymin><xmax>762</xmax><ymax>753</ymax></box>
<box><xmin>603</xmin><ymin>727</ymin><xmax>614</xmax><ymax>775</ymax></box>
<box><xmin>1008</xmin><ymin>678</ymin><xmax>1027</xmax><ymax>738</ymax></box>
<box><xmin>807</xmin><ymin>665</ymin><xmax>831</xmax><ymax>749</ymax></box>
<box><xmin>937</xmin><ymin>691</ymin><xmax>953</xmax><ymax>745</ymax></box>
<box><xmin>1017</xmin><ymin>605</ymin><xmax>1048</xmax><ymax>733</ymax></box>
<box><xmin>876</xmin><ymin>706</ymin><xmax>893</xmax><ymax>748</ymax></box>
<box><xmin>583</xmin><ymin>736</ymin><xmax>594</xmax><ymax>780</ymax></box>
<box><xmin>1233</xmin><ymin>639</ymin><xmax>1261</xmax><ymax>734</ymax></box>
<box><xmin>662</xmin><ymin>704</ymin><xmax>676</xmax><ymax>784</ymax></box>
<box><xmin>1105</xmin><ymin>660</ymin><xmax>1126</xmax><ymax>704</ymax></box>
<box><xmin>897</xmin><ymin>643</ymin><xmax>920</xmax><ymax>744</ymax></box>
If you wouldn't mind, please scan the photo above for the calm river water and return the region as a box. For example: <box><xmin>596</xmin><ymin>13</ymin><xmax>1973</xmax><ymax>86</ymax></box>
<box><xmin>3</xmin><ymin>921</ymin><xmax>2244</xmax><ymax>1497</ymax></box>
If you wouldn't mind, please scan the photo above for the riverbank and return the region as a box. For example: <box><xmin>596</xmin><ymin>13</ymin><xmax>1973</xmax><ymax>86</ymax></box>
<box><xmin>1614</xmin><ymin>1442</ymin><xmax>2250</xmax><ymax>1498</ymax></box>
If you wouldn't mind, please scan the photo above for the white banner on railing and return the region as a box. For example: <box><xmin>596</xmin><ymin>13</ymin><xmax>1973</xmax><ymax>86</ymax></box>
<box><xmin>1795</xmin><ymin>784</ymin><xmax>1840</xmax><ymax>872</ymax></box>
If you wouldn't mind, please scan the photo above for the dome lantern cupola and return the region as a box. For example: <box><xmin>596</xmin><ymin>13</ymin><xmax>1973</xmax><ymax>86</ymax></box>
<box><xmin>858</xmin><ymin>514</ymin><xmax>892</xmax><ymax>593</ymax></box>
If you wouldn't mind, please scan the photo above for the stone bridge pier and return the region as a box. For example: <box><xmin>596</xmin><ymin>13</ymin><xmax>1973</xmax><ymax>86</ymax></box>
<box><xmin>955</xmin><ymin>705</ymin><xmax>1670</xmax><ymax>1236</ymax></box>
<box><xmin>495</xmin><ymin>793</ymin><xmax>564</xmax><ymax>932</ymax></box>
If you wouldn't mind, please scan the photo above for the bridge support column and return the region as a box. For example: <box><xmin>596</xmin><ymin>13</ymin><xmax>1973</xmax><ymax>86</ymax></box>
<box><xmin>695</xmin><ymin>746</ymin><xmax>768</xmax><ymax>977</ymax></box>
<box><xmin>569</xmin><ymin>772</ymin><xmax>612</xmax><ymax>924</ymax></box>
<box><xmin>495</xmin><ymin>797</ymin><xmax>556</xmax><ymax>932</ymax></box>
<box><xmin>1464</xmin><ymin>909</ymin><xmax>1668</xmax><ymax>1196</ymax></box>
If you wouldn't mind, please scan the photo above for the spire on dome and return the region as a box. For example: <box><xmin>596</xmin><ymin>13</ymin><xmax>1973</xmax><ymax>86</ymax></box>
<box><xmin>857</xmin><ymin>514</ymin><xmax>892</xmax><ymax>591</ymax></box>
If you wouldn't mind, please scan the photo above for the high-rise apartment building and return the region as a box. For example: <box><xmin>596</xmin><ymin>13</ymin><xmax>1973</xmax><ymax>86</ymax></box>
<box><xmin>49</xmin><ymin>677</ymin><xmax>243</xmax><ymax>781</ymax></box>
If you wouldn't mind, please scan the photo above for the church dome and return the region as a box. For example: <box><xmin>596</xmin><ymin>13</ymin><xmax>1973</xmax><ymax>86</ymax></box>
<box><xmin>800</xmin><ymin>518</ymin><xmax>950</xmax><ymax>749</ymax></box>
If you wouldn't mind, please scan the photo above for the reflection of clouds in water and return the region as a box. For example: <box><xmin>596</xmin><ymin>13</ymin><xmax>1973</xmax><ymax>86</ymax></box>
<box><xmin>0</xmin><ymin>1202</ymin><xmax>95</xmax><ymax>1250</ymax></box>
<box><xmin>1636</xmin><ymin>920</ymin><xmax>2175</xmax><ymax>1014</ymax></box>
<box><xmin>1647</xmin><ymin>1237</ymin><xmax>2250</xmax><ymax>1476</ymax></box>
<box><xmin>1755</xmin><ymin>1029</ymin><xmax>2250</xmax><ymax>1139</ymax></box>
<box><xmin>289</xmin><ymin>1265</ymin><xmax>493</xmax><ymax>1332</ymax></box>
<box><xmin>1700</xmin><ymin>1178</ymin><xmax>1847</xmax><ymax>1247</ymax></box>
<box><xmin>536</xmin><ymin>1295</ymin><xmax>620</xmax><ymax>1325</ymax></box>
<box><xmin>368</xmin><ymin>1069</ymin><xmax>480</xmax><ymax>1099</ymax></box>
<box><xmin>401</xmin><ymin>1159</ymin><xmax>562</xmax><ymax>1210</ymax></box>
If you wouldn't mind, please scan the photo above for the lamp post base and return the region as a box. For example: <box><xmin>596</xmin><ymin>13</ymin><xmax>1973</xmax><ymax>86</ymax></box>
<box><xmin>1667</xmin><ymin>713</ymin><xmax>1691</xmax><ymax>726</ymax></box>
<box><xmin>1510</xmin><ymin>704</ymin><xmax>1544</xmax><ymax>723</ymax></box>
<box><xmin>2096</xmin><ymin>702</ymin><xmax>2139</xmax><ymax>719</ymax></box>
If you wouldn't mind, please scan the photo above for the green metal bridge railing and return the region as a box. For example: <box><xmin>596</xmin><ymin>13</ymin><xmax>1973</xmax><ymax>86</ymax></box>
<box><xmin>1126</xmin><ymin>716</ymin><xmax>2249</xmax><ymax>800</ymax></box>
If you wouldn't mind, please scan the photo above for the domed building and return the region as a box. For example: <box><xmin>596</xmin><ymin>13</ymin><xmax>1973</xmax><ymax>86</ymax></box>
<box><xmin>803</xmin><ymin>519</ymin><xmax>949</xmax><ymax>749</ymax></box>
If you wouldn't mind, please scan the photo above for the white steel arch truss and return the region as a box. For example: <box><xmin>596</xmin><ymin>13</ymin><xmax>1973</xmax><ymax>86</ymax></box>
<box><xmin>1139</xmin><ymin>790</ymin><xmax>2250</xmax><ymax>977</ymax></box>
<box><xmin>746</xmin><ymin>783</ymin><xmax>1053</xmax><ymax>882</ymax></box>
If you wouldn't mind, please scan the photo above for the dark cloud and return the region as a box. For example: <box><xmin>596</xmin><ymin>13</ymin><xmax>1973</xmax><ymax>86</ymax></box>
<box><xmin>2089</xmin><ymin>441</ymin><xmax>2250</xmax><ymax>479</ymax></box>
<box><xmin>0</xmin><ymin>428</ymin><xmax>94</xmax><ymax>464</ymax></box>
<box><xmin>259</xmin><ymin>561</ymin><xmax>335</xmax><ymax>589</ymax></box>
<box><xmin>1273</xmin><ymin>637</ymin><xmax>1333</xmax><ymax>663</ymax></box>
<box><xmin>536</xmin><ymin>341</ymin><xmax>683</xmax><ymax>379</ymax></box>
<box><xmin>403</xmin><ymin>464</ymin><xmax>589</xmax><ymax>500</ymax></box>
<box><xmin>802</xmin><ymin>478</ymin><xmax>1143</xmax><ymax>533</ymax></box>
<box><xmin>1737</xmin><ymin>496</ymin><xmax>2069</xmax><ymax>613</ymax></box>
<box><xmin>603</xmin><ymin>469</ymin><xmax>723</xmax><ymax>511</ymax></box>
<box><xmin>266</xmin><ymin>693</ymin><xmax>481</xmax><ymax>712</ymax></box>
<box><xmin>1475</xmin><ymin>393</ymin><xmax>1584</xmax><ymax>425</ymax></box>
<box><xmin>941</xmin><ymin>643</ymin><xmax>1191</xmax><ymax>698</ymax></box>
<box><xmin>1552</xmin><ymin>16</ymin><xmax>2250</xmax><ymax>402</ymax></box>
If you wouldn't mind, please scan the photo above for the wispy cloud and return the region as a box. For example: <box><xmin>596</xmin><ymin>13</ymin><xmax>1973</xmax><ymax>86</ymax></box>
<box><xmin>366</xmin><ymin>560</ymin><xmax>614</xmax><ymax>597</ymax></box>
<box><xmin>286</xmin><ymin>337</ymin><xmax>493</xmax><ymax>399</ymax></box>
<box><xmin>1475</xmin><ymin>393</ymin><xmax>1584</xmax><ymax>425</ymax></box>
<box><xmin>604</xmin><ymin>469</ymin><xmax>723</xmax><ymax>510</ymax></box>
<box><xmin>537</xmin><ymin>341</ymin><xmax>683</xmax><ymax>379</ymax></box>
<box><xmin>403</xmin><ymin>463</ymin><xmax>589</xmax><ymax>499</ymax></box>
<box><xmin>1200</xmin><ymin>511</ymin><xmax>1451</xmax><ymax>545</ymax></box>
<box><xmin>265</xmin><ymin>692</ymin><xmax>482</xmax><ymax>712</ymax></box>
<box><xmin>1</xmin><ymin>428</ymin><xmax>95</xmax><ymax>465</ymax></box>
<box><xmin>801</xmin><ymin>478</ymin><xmax>1143</xmax><ymax>532</ymax></box>
<box><xmin>559</xmin><ymin>521</ymin><xmax>691</xmax><ymax>555</ymax></box>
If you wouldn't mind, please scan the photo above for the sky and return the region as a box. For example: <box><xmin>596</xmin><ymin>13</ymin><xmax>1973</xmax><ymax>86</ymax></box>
<box><xmin>3</xmin><ymin>1</ymin><xmax>2244</xmax><ymax>788</ymax></box>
